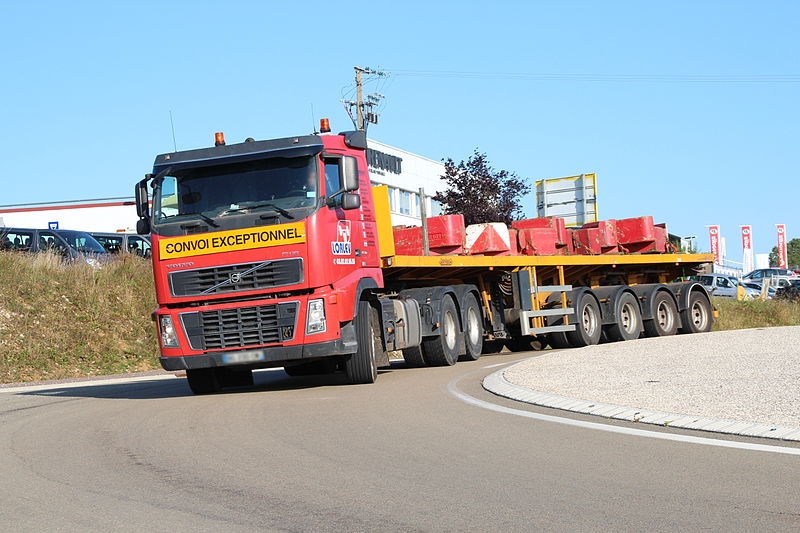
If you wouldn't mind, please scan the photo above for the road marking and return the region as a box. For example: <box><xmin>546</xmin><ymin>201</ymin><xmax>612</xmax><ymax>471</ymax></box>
<box><xmin>449</xmin><ymin>369</ymin><xmax>800</xmax><ymax>456</ymax></box>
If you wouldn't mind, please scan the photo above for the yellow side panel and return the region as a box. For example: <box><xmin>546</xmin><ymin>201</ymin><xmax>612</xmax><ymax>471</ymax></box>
<box><xmin>372</xmin><ymin>185</ymin><xmax>396</xmax><ymax>258</ymax></box>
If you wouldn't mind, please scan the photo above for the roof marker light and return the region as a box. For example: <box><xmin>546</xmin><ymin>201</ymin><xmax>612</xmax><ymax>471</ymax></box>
<box><xmin>319</xmin><ymin>118</ymin><xmax>331</xmax><ymax>133</ymax></box>
<box><xmin>214</xmin><ymin>132</ymin><xmax>226</xmax><ymax>146</ymax></box>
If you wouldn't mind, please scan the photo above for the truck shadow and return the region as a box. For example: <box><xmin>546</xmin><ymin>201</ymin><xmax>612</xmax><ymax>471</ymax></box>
<box><xmin>17</xmin><ymin>367</ymin><xmax>395</xmax><ymax>400</ymax></box>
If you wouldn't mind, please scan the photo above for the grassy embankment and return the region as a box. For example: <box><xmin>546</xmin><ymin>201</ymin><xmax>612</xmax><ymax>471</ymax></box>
<box><xmin>1</xmin><ymin>252</ymin><xmax>799</xmax><ymax>384</ymax></box>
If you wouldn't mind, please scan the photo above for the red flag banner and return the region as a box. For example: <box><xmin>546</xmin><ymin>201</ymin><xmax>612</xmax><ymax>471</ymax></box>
<box><xmin>709</xmin><ymin>225</ymin><xmax>721</xmax><ymax>265</ymax></box>
<box><xmin>776</xmin><ymin>224</ymin><xmax>788</xmax><ymax>269</ymax></box>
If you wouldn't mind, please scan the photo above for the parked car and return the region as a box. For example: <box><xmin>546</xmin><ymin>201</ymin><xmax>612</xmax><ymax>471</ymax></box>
<box><xmin>89</xmin><ymin>232</ymin><xmax>151</xmax><ymax>257</ymax></box>
<box><xmin>694</xmin><ymin>273</ymin><xmax>760</xmax><ymax>299</ymax></box>
<box><xmin>742</xmin><ymin>268</ymin><xmax>799</xmax><ymax>283</ymax></box>
<box><xmin>741</xmin><ymin>280</ymin><xmax>776</xmax><ymax>299</ymax></box>
<box><xmin>0</xmin><ymin>227</ymin><xmax>108</xmax><ymax>265</ymax></box>
<box><xmin>775</xmin><ymin>279</ymin><xmax>800</xmax><ymax>302</ymax></box>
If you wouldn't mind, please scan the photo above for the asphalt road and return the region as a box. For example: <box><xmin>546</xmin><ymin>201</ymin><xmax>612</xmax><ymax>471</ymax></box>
<box><xmin>1</xmin><ymin>358</ymin><xmax>799</xmax><ymax>532</ymax></box>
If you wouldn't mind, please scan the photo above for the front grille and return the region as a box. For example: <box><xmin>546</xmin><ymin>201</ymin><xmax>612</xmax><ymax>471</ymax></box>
<box><xmin>169</xmin><ymin>258</ymin><xmax>303</xmax><ymax>297</ymax></box>
<box><xmin>180</xmin><ymin>301</ymin><xmax>298</xmax><ymax>351</ymax></box>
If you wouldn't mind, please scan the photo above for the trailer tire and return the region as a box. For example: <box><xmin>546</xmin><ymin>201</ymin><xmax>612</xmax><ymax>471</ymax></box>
<box><xmin>186</xmin><ymin>368</ymin><xmax>222</xmax><ymax>395</ymax></box>
<box><xmin>680</xmin><ymin>291</ymin><xmax>713</xmax><ymax>334</ymax></box>
<box><xmin>605</xmin><ymin>292</ymin><xmax>642</xmax><ymax>342</ymax></box>
<box><xmin>644</xmin><ymin>291</ymin><xmax>679</xmax><ymax>337</ymax></box>
<box><xmin>402</xmin><ymin>346</ymin><xmax>428</xmax><ymax>367</ymax></box>
<box><xmin>566</xmin><ymin>293</ymin><xmax>602</xmax><ymax>347</ymax></box>
<box><xmin>345</xmin><ymin>301</ymin><xmax>379</xmax><ymax>384</ymax></box>
<box><xmin>461</xmin><ymin>293</ymin><xmax>483</xmax><ymax>361</ymax></box>
<box><xmin>423</xmin><ymin>294</ymin><xmax>460</xmax><ymax>366</ymax></box>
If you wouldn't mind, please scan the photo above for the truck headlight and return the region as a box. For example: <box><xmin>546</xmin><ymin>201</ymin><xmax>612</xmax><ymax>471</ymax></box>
<box><xmin>159</xmin><ymin>315</ymin><xmax>180</xmax><ymax>348</ymax></box>
<box><xmin>306</xmin><ymin>299</ymin><xmax>326</xmax><ymax>334</ymax></box>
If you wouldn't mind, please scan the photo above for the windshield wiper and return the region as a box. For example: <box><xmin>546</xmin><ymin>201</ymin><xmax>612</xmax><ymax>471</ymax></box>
<box><xmin>179</xmin><ymin>212</ymin><xmax>220</xmax><ymax>228</ymax></box>
<box><xmin>220</xmin><ymin>202</ymin><xmax>294</xmax><ymax>219</ymax></box>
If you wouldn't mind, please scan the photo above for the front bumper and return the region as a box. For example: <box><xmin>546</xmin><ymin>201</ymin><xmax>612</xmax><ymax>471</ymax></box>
<box><xmin>159</xmin><ymin>323</ymin><xmax>357</xmax><ymax>371</ymax></box>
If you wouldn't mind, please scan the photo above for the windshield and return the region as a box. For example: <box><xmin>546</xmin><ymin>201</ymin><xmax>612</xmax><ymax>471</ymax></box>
<box><xmin>56</xmin><ymin>231</ymin><xmax>107</xmax><ymax>253</ymax></box>
<box><xmin>152</xmin><ymin>156</ymin><xmax>318</xmax><ymax>225</ymax></box>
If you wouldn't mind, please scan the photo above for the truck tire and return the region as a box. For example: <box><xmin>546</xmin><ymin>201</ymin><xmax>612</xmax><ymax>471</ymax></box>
<box><xmin>186</xmin><ymin>368</ymin><xmax>222</xmax><ymax>395</ymax></box>
<box><xmin>461</xmin><ymin>293</ymin><xmax>483</xmax><ymax>361</ymax></box>
<box><xmin>423</xmin><ymin>294</ymin><xmax>460</xmax><ymax>366</ymax></box>
<box><xmin>345</xmin><ymin>300</ymin><xmax>379</xmax><ymax>384</ymax></box>
<box><xmin>643</xmin><ymin>291</ymin><xmax>679</xmax><ymax>337</ymax></box>
<box><xmin>679</xmin><ymin>291</ymin><xmax>713</xmax><ymax>334</ymax></box>
<box><xmin>566</xmin><ymin>292</ymin><xmax>601</xmax><ymax>347</ymax></box>
<box><xmin>605</xmin><ymin>292</ymin><xmax>642</xmax><ymax>342</ymax></box>
<box><xmin>402</xmin><ymin>346</ymin><xmax>428</xmax><ymax>367</ymax></box>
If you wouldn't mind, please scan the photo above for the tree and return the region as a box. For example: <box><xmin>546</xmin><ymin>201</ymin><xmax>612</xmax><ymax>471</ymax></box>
<box><xmin>769</xmin><ymin>237</ymin><xmax>800</xmax><ymax>269</ymax></box>
<box><xmin>432</xmin><ymin>150</ymin><xmax>530</xmax><ymax>226</ymax></box>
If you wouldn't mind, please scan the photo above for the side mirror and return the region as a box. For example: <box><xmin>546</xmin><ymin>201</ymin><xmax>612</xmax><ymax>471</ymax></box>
<box><xmin>136</xmin><ymin>218</ymin><xmax>151</xmax><ymax>235</ymax></box>
<box><xmin>135</xmin><ymin>175</ymin><xmax>151</xmax><ymax>218</ymax></box>
<box><xmin>342</xmin><ymin>157</ymin><xmax>359</xmax><ymax>192</ymax></box>
<box><xmin>341</xmin><ymin>193</ymin><xmax>361</xmax><ymax>210</ymax></box>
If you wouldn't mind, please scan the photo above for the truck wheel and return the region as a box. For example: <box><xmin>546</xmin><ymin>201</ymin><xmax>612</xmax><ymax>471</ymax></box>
<box><xmin>345</xmin><ymin>300</ymin><xmax>379</xmax><ymax>383</ymax></box>
<box><xmin>423</xmin><ymin>294</ymin><xmax>460</xmax><ymax>366</ymax></box>
<box><xmin>186</xmin><ymin>368</ymin><xmax>222</xmax><ymax>395</ymax></box>
<box><xmin>679</xmin><ymin>291</ymin><xmax>713</xmax><ymax>334</ymax></box>
<box><xmin>566</xmin><ymin>293</ymin><xmax>601</xmax><ymax>347</ymax></box>
<box><xmin>644</xmin><ymin>291</ymin><xmax>679</xmax><ymax>337</ymax></box>
<box><xmin>220</xmin><ymin>368</ymin><xmax>254</xmax><ymax>388</ymax></box>
<box><xmin>605</xmin><ymin>292</ymin><xmax>642</xmax><ymax>342</ymax></box>
<box><xmin>461</xmin><ymin>293</ymin><xmax>483</xmax><ymax>361</ymax></box>
<box><xmin>402</xmin><ymin>346</ymin><xmax>428</xmax><ymax>367</ymax></box>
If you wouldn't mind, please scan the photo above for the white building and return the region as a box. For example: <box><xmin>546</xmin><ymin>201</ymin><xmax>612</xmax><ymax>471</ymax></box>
<box><xmin>0</xmin><ymin>140</ymin><xmax>445</xmax><ymax>232</ymax></box>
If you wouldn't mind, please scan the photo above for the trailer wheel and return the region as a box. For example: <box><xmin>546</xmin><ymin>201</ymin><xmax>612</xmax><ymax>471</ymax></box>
<box><xmin>680</xmin><ymin>291</ymin><xmax>713</xmax><ymax>334</ymax></box>
<box><xmin>402</xmin><ymin>346</ymin><xmax>428</xmax><ymax>367</ymax></box>
<box><xmin>643</xmin><ymin>291</ymin><xmax>679</xmax><ymax>337</ymax></box>
<box><xmin>566</xmin><ymin>293</ymin><xmax>601</xmax><ymax>347</ymax></box>
<box><xmin>423</xmin><ymin>294</ymin><xmax>460</xmax><ymax>366</ymax></box>
<box><xmin>606</xmin><ymin>292</ymin><xmax>642</xmax><ymax>342</ymax></box>
<box><xmin>186</xmin><ymin>368</ymin><xmax>222</xmax><ymax>395</ymax></box>
<box><xmin>461</xmin><ymin>293</ymin><xmax>483</xmax><ymax>361</ymax></box>
<box><xmin>345</xmin><ymin>301</ymin><xmax>379</xmax><ymax>383</ymax></box>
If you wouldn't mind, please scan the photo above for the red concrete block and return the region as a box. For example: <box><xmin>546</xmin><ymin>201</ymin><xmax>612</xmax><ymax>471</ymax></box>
<box><xmin>516</xmin><ymin>227</ymin><xmax>565</xmax><ymax>256</ymax></box>
<box><xmin>616</xmin><ymin>216</ymin><xmax>656</xmax><ymax>244</ymax></box>
<box><xmin>465</xmin><ymin>223</ymin><xmax>512</xmax><ymax>255</ymax></box>
<box><xmin>392</xmin><ymin>215</ymin><xmax>466</xmax><ymax>256</ymax></box>
<box><xmin>572</xmin><ymin>220</ymin><xmax>619</xmax><ymax>255</ymax></box>
<box><xmin>512</xmin><ymin>216</ymin><xmax>568</xmax><ymax>245</ymax></box>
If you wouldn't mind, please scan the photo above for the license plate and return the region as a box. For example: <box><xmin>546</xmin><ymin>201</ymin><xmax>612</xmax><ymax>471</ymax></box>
<box><xmin>222</xmin><ymin>351</ymin><xmax>266</xmax><ymax>364</ymax></box>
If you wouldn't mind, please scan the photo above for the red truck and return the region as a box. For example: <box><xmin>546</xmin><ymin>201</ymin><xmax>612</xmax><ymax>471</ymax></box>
<box><xmin>134</xmin><ymin>121</ymin><xmax>714</xmax><ymax>394</ymax></box>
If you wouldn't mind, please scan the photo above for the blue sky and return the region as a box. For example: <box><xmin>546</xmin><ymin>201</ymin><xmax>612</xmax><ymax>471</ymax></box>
<box><xmin>1</xmin><ymin>1</ymin><xmax>797</xmax><ymax>260</ymax></box>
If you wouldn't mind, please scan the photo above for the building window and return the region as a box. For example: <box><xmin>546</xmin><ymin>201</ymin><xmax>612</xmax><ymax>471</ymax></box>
<box><xmin>399</xmin><ymin>190</ymin><xmax>411</xmax><ymax>215</ymax></box>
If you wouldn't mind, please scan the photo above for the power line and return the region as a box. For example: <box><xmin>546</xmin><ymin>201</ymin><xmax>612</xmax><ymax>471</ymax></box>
<box><xmin>388</xmin><ymin>70</ymin><xmax>800</xmax><ymax>83</ymax></box>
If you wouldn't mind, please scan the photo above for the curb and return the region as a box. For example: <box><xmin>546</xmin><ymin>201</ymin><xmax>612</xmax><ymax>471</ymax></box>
<box><xmin>482</xmin><ymin>362</ymin><xmax>800</xmax><ymax>442</ymax></box>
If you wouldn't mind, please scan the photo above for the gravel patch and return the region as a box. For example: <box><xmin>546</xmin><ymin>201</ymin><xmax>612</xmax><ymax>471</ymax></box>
<box><xmin>502</xmin><ymin>326</ymin><xmax>800</xmax><ymax>428</ymax></box>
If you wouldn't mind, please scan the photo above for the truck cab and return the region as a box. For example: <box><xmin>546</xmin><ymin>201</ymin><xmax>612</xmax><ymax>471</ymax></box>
<box><xmin>135</xmin><ymin>126</ymin><xmax>384</xmax><ymax>392</ymax></box>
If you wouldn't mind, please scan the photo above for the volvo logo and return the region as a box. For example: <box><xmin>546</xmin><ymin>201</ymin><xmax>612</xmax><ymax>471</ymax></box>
<box><xmin>229</xmin><ymin>272</ymin><xmax>242</xmax><ymax>284</ymax></box>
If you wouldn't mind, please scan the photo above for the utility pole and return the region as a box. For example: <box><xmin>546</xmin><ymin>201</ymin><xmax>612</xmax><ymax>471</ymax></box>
<box><xmin>344</xmin><ymin>66</ymin><xmax>386</xmax><ymax>131</ymax></box>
